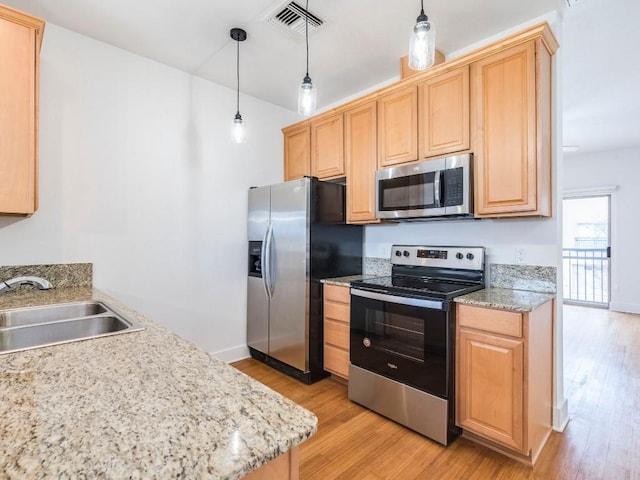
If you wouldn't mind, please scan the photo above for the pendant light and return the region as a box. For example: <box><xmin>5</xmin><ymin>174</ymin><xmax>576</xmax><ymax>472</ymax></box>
<box><xmin>408</xmin><ymin>0</ymin><xmax>435</xmax><ymax>71</ymax></box>
<box><xmin>230</xmin><ymin>27</ymin><xmax>247</xmax><ymax>143</ymax></box>
<box><xmin>297</xmin><ymin>0</ymin><xmax>317</xmax><ymax>116</ymax></box>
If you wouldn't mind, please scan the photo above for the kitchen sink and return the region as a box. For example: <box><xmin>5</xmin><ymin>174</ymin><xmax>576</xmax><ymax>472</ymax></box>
<box><xmin>0</xmin><ymin>301</ymin><xmax>108</xmax><ymax>328</ymax></box>
<box><xmin>0</xmin><ymin>301</ymin><xmax>144</xmax><ymax>355</ymax></box>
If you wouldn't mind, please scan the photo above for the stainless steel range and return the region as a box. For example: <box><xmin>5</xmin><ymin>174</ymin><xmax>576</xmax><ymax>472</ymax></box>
<box><xmin>349</xmin><ymin>245</ymin><xmax>485</xmax><ymax>445</ymax></box>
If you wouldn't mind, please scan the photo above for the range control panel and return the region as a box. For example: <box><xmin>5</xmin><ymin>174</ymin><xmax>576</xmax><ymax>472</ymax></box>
<box><xmin>391</xmin><ymin>245</ymin><xmax>485</xmax><ymax>271</ymax></box>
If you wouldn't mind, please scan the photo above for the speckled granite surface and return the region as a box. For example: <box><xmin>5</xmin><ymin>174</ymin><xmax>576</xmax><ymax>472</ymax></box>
<box><xmin>0</xmin><ymin>263</ymin><xmax>92</xmax><ymax>289</ymax></box>
<box><xmin>0</xmin><ymin>288</ymin><xmax>317</xmax><ymax>479</ymax></box>
<box><xmin>455</xmin><ymin>287</ymin><xmax>555</xmax><ymax>312</ymax></box>
<box><xmin>363</xmin><ymin>257</ymin><xmax>391</xmax><ymax>276</ymax></box>
<box><xmin>321</xmin><ymin>274</ymin><xmax>379</xmax><ymax>287</ymax></box>
<box><xmin>490</xmin><ymin>264</ymin><xmax>557</xmax><ymax>293</ymax></box>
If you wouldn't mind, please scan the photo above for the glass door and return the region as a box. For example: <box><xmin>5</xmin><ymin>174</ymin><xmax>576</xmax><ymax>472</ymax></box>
<box><xmin>562</xmin><ymin>195</ymin><xmax>611</xmax><ymax>307</ymax></box>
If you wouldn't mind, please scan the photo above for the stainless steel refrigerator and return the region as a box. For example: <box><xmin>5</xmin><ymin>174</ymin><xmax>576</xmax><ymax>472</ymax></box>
<box><xmin>247</xmin><ymin>177</ymin><xmax>363</xmax><ymax>383</ymax></box>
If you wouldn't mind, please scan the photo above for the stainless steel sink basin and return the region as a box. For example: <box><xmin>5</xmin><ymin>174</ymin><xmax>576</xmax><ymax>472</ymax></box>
<box><xmin>0</xmin><ymin>301</ymin><xmax>108</xmax><ymax>327</ymax></box>
<box><xmin>0</xmin><ymin>301</ymin><xmax>144</xmax><ymax>355</ymax></box>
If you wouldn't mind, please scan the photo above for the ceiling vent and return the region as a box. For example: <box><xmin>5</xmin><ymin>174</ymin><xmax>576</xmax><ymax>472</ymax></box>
<box><xmin>265</xmin><ymin>1</ymin><xmax>325</xmax><ymax>40</ymax></box>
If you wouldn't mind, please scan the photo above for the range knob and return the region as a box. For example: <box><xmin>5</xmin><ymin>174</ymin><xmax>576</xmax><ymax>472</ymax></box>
<box><xmin>395</xmin><ymin>250</ymin><xmax>402</xmax><ymax>257</ymax></box>
<box><xmin>403</xmin><ymin>250</ymin><xmax>410</xmax><ymax>257</ymax></box>
<box><xmin>467</xmin><ymin>253</ymin><xmax>475</xmax><ymax>260</ymax></box>
<box><xmin>456</xmin><ymin>252</ymin><xmax>464</xmax><ymax>260</ymax></box>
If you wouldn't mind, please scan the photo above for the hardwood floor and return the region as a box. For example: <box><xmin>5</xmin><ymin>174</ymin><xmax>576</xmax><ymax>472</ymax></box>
<box><xmin>232</xmin><ymin>305</ymin><xmax>640</xmax><ymax>479</ymax></box>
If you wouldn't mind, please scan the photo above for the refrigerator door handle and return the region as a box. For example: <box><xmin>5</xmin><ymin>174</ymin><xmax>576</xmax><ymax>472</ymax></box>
<box><xmin>264</xmin><ymin>221</ymin><xmax>274</xmax><ymax>298</ymax></box>
<box><xmin>260</xmin><ymin>226</ymin><xmax>270</xmax><ymax>299</ymax></box>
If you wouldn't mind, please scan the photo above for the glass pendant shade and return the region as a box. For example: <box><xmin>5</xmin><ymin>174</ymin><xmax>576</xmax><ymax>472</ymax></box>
<box><xmin>297</xmin><ymin>0</ymin><xmax>317</xmax><ymax>117</ymax></box>
<box><xmin>232</xmin><ymin>113</ymin><xmax>245</xmax><ymax>144</ymax></box>
<box><xmin>409</xmin><ymin>18</ymin><xmax>435</xmax><ymax>70</ymax></box>
<box><xmin>298</xmin><ymin>75</ymin><xmax>317</xmax><ymax>117</ymax></box>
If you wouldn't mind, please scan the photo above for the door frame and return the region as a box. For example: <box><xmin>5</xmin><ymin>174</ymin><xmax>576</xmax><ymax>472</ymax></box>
<box><xmin>562</xmin><ymin>185</ymin><xmax>617</xmax><ymax>308</ymax></box>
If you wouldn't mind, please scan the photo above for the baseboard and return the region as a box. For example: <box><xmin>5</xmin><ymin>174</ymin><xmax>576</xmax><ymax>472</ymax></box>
<box><xmin>609</xmin><ymin>302</ymin><xmax>640</xmax><ymax>315</ymax></box>
<box><xmin>211</xmin><ymin>345</ymin><xmax>250</xmax><ymax>363</ymax></box>
<box><xmin>553</xmin><ymin>398</ymin><xmax>569</xmax><ymax>432</ymax></box>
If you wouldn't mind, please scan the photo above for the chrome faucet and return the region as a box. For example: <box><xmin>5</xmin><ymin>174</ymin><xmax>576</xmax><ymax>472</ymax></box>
<box><xmin>0</xmin><ymin>276</ymin><xmax>53</xmax><ymax>294</ymax></box>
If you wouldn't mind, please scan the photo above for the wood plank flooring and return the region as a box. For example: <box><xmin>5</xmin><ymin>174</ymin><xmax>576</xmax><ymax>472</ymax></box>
<box><xmin>232</xmin><ymin>305</ymin><xmax>640</xmax><ymax>479</ymax></box>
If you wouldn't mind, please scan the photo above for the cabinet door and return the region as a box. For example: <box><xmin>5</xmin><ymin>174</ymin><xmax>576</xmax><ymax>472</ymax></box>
<box><xmin>311</xmin><ymin>114</ymin><xmax>344</xmax><ymax>179</ymax></box>
<box><xmin>377</xmin><ymin>86</ymin><xmax>418</xmax><ymax>168</ymax></box>
<box><xmin>418</xmin><ymin>65</ymin><xmax>470</xmax><ymax>158</ymax></box>
<box><xmin>457</xmin><ymin>328</ymin><xmax>525</xmax><ymax>452</ymax></box>
<box><xmin>345</xmin><ymin>102</ymin><xmax>379</xmax><ymax>224</ymax></box>
<box><xmin>472</xmin><ymin>41</ymin><xmax>540</xmax><ymax>216</ymax></box>
<box><xmin>0</xmin><ymin>8</ymin><xmax>43</xmax><ymax>215</ymax></box>
<box><xmin>283</xmin><ymin>124</ymin><xmax>310</xmax><ymax>181</ymax></box>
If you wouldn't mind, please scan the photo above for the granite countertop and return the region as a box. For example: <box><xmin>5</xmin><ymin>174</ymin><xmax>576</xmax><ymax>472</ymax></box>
<box><xmin>454</xmin><ymin>287</ymin><xmax>556</xmax><ymax>312</ymax></box>
<box><xmin>321</xmin><ymin>274</ymin><xmax>380</xmax><ymax>287</ymax></box>
<box><xmin>0</xmin><ymin>287</ymin><xmax>317</xmax><ymax>479</ymax></box>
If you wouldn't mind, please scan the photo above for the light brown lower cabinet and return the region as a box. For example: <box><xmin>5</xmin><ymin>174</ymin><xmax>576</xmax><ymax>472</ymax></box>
<box><xmin>456</xmin><ymin>301</ymin><xmax>553</xmax><ymax>465</ymax></box>
<box><xmin>243</xmin><ymin>447</ymin><xmax>299</xmax><ymax>480</ymax></box>
<box><xmin>323</xmin><ymin>284</ymin><xmax>351</xmax><ymax>379</ymax></box>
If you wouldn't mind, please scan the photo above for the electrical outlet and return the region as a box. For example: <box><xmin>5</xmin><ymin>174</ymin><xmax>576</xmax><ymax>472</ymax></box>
<box><xmin>515</xmin><ymin>248</ymin><xmax>526</xmax><ymax>264</ymax></box>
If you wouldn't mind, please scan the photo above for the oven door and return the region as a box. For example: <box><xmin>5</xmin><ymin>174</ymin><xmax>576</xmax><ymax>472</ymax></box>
<box><xmin>350</xmin><ymin>288</ymin><xmax>450</xmax><ymax>398</ymax></box>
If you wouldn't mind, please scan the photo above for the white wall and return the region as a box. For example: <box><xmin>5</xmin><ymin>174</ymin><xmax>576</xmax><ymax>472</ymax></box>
<box><xmin>0</xmin><ymin>23</ymin><xmax>296</xmax><ymax>360</ymax></box>
<box><xmin>365</xmin><ymin>219</ymin><xmax>558</xmax><ymax>268</ymax></box>
<box><xmin>564</xmin><ymin>147</ymin><xmax>640</xmax><ymax>314</ymax></box>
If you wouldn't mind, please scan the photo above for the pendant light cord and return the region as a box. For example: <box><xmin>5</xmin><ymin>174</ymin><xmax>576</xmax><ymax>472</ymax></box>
<box><xmin>421</xmin><ymin>0</ymin><xmax>424</xmax><ymax>15</ymax></box>
<box><xmin>305</xmin><ymin>0</ymin><xmax>309</xmax><ymax>77</ymax></box>
<box><xmin>236</xmin><ymin>37</ymin><xmax>240</xmax><ymax>115</ymax></box>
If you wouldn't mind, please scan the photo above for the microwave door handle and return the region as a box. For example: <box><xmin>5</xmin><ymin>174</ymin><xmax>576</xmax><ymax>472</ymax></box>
<box><xmin>434</xmin><ymin>170</ymin><xmax>443</xmax><ymax>208</ymax></box>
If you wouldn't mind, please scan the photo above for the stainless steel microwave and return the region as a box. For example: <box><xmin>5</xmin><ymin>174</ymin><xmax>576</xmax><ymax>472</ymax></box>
<box><xmin>375</xmin><ymin>153</ymin><xmax>473</xmax><ymax>220</ymax></box>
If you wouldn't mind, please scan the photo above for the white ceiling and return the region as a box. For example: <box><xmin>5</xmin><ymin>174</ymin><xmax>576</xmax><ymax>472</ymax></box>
<box><xmin>561</xmin><ymin>0</ymin><xmax>640</xmax><ymax>156</ymax></box>
<box><xmin>3</xmin><ymin>0</ymin><xmax>639</xmax><ymax>156</ymax></box>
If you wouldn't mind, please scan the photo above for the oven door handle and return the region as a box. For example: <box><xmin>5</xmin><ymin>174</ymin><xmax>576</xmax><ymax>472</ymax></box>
<box><xmin>351</xmin><ymin>288</ymin><xmax>445</xmax><ymax>310</ymax></box>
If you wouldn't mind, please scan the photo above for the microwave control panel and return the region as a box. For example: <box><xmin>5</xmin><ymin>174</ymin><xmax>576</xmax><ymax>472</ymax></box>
<box><xmin>443</xmin><ymin>167</ymin><xmax>464</xmax><ymax>207</ymax></box>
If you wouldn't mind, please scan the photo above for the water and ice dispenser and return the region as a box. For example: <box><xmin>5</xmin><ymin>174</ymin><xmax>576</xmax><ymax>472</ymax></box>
<box><xmin>248</xmin><ymin>241</ymin><xmax>262</xmax><ymax>278</ymax></box>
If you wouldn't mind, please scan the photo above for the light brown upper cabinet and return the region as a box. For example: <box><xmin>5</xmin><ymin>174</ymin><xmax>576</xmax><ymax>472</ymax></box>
<box><xmin>418</xmin><ymin>65</ymin><xmax>470</xmax><ymax>159</ymax></box>
<box><xmin>280</xmin><ymin>23</ymin><xmax>558</xmax><ymax>215</ymax></box>
<box><xmin>0</xmin><ymin>5</ymin><xmax>45</xmax><ymax>215</ymax></box>
<box><xmin>472</xmin><ymin>39</ymin><xmax>553</xmax><ymax>217</ymax></box>
<box><xmin>345</xmin><ymin>102</ymin><xmax>379</xmax><ymax>224</ymax></box>
<box><xmin>283</xmin><ymin>123</ymin><xmax>311</xmax><ymax>181</ymax></box>
<box><xmin>377</xmin><ymin>86</ymin><xmax>418</xmax><ymax>168</ymax></box>
<box><xmin>311</xmin><ymin>114</ymin><xmax>344</xmax><ymax>180</ymax></box>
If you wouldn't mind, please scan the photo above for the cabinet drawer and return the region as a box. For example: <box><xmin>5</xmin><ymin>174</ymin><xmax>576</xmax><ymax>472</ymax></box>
<box><xmin>325</xmin><ymin>302</ymin><xmax>350</xmax><ymax>323</ymax></box>
<box><xmin>324</xmin><ymin>318</ymin><xmax>349</xmax><ymax>349</ymax></box>
<box><xmin>324</xmin><ymin>344</ymin><xmax>349</xmax><ymax>379</ymax></box>
<box><xmin>324</xmin><ymin>284</ymin><xmax>351</xmax><ymax>304</ymax></box>
<box><xmin>458</xmin><ymin>304</ymin><xmax>522</xmax><ymax>338</ymax></box>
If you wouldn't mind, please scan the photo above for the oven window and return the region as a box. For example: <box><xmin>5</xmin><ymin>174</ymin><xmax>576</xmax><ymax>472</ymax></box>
<box><xmin>379</xmin><ymin>172</ymin><xmax>436</xmax><ymax>211</ymax></box>
<box><xmin>365</xmin><ymin>309</ymin><xmax>426</xmax><ymax>363</ymax></box>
